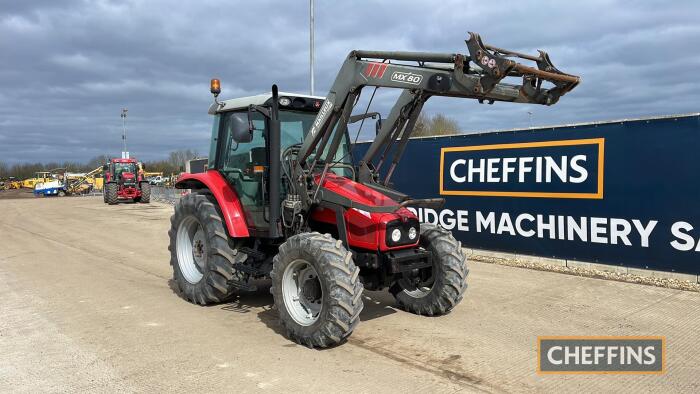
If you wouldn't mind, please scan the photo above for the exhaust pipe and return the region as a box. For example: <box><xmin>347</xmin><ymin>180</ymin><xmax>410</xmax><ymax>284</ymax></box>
<box><xmin>269</xmin><ymin>85</ymin><xmax>281</xmax><ymax>238</ymax></box>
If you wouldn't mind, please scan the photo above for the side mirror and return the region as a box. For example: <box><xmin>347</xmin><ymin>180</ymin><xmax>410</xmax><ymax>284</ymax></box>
<box><xmin>375</xmin><ymin>118</ymin><xmax>383</xmax><ymax>135</ymax></box>
<box><xmin>230</xmin><ymin>114</ymin><xmax>253</xmax><ymax>143</ymax></box>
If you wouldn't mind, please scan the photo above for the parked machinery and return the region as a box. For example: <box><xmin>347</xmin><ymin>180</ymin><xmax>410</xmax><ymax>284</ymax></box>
<box><xmin>33</xmin><ymin>168</ymin><xmax>70</xmax><ymax>197</ymax></box>
<box><xmin>102</xmin><ymin>158</ymin><xmax>151</xmax><ymax>204</ymax></box>
<box><xmin>1</xmin><ymin>177</ymin><xmax>21</xmax><ymax>190</ymax></box>
<box><xmin>22</xmin><ymin>171</ymin><xmax>52</xmax><ymax>189</ymax></box>
<box><xmin>66</xmin><ymin>166</ymin><xmax>104</xmax><ymax>195</ymax></box>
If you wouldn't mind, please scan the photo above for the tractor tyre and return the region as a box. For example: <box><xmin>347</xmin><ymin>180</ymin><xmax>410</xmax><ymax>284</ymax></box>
<box><xmin>139</xmin><ymin>182</ymin><xmax>151</xmax><ymax>203</ymax></box>
<box><xmin>103</xmin><ymin>186</ymin><xmax>107</xmax><ymax>203</ymax></box>
<box><xmin>168</xmin><ymin>193</ymin><xmax>249</xmax><ymax>305</ymax></box>
<box><xmin>390</xmin><ymin>223</ymin><xmax>468</xmax><ymax>316</ymax></box>
<box><xmin>106</xmin><ymin>183</ymin><xmax>119</xmax><ymax>205</ymax></box>
<box><xmin>271</xmin><ymin>232</ymin><xmax>364</xmax><ymax>348</ymax></box>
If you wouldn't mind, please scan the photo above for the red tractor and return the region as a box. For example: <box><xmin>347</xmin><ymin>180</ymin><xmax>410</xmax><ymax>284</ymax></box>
<box><xmin>103</xmin><ymin>158</ymin><xmax>151</xmax><ymax>204</ymax></box>
<box><xmin>169</xmin><ymin>33</ymin><xmax>579</xmax><ymax>347</ymax></box>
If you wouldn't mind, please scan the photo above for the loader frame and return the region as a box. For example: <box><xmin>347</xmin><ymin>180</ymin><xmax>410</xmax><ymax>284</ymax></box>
<box><xmin>282</xmin><ymin>33</ymin><xmax>578</xmax><ymax>242</ymax></box>
<box><xmin>180</xmin><ymin>32</ymin><xmax>580</xmax><ymax>248</ymax></box>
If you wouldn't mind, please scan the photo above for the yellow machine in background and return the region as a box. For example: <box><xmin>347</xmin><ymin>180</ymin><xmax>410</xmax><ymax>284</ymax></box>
<box><xmin>66</xmin><ymin>166</ymin><xmax>104</xmax><ymax>195</ymax></box>
<box><xmin>22</xmin><ymin>172</ymin><xmax>52</xmax><ymax>188</ymax></box>
<box><xmin>1</xmin><ymin>177</ymin><xmax>22</xmax><ymax>190</ymax></box>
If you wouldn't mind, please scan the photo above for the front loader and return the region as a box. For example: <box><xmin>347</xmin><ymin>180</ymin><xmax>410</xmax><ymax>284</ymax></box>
<box><xmin>169</xmin><ymin>33</ymin><xmax>579</xmax><ymax>347</ymax></box>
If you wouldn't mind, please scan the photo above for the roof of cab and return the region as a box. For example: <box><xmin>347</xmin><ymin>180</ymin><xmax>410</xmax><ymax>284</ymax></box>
<box><xmin>208</xmin><ymin>92</ymin><xmax>325</xmax><ymax>114</ymax></box>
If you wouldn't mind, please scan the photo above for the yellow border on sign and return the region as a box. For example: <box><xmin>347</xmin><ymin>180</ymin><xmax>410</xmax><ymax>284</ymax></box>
<box><xmin>439</xmin><ymin>138</ymin><xmax>605</xmax><ymax>199</ymax></box>
<box><xmin>536</xmin><ymin>335</ymin><xmax>666</xmax><ymax>375</ymax></box>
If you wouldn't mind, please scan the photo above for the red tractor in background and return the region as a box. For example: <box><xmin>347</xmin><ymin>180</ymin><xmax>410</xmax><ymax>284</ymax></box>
<box><xmin>103</xmin><ymin>158</ymin><xmax>151</xmax><ymax>204</ymax></box>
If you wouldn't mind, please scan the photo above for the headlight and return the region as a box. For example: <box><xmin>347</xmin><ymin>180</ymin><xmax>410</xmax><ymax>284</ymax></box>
<box><xmin>391</xmin><ymin>228</ymin><xmax>402</xmax><ymax>243</ymax></box>
<box><xmin>279</xmin><ymin>97</ymin><xmax>291</xmax><ymax>106</ymax></box>
<box><xmin>408</xmin><ymin>226</ymin><xmax>417</xmax><ymax>240</ymax></box>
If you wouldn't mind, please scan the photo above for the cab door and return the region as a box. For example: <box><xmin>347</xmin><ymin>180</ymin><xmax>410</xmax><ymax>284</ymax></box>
<box><xmin>215</xmin><ymin>111</ymin><xmax>270</xmax><ymax>232</ymax></box>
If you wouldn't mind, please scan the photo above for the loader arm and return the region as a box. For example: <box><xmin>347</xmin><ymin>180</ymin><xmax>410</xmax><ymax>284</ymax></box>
<box><xmin>291</xmin><ymin>32</ymin><xmax>579</xmax><ymax>212</ymax></box>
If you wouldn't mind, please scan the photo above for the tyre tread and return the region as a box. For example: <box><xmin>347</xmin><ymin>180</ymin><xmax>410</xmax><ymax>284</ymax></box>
<box><xmin>270</xmin><ymin>232</ymin><xmax>364</xmax><ymax>348</ymax></box>
<box><xmin>168</xmin><ymin>192</ymin><xmax>249</xmax><ymax>305</ymax></box>
<box><xmin>393</xmin><ymin>223</ymin><xmax>469</xmax><ymax>316</ymax></box>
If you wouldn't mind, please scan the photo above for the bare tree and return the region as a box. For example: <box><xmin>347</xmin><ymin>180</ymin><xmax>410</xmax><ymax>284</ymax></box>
<box><xmin>411</xmin><ymin>113</ymin><xmax>460</xmax><ymax>137</ymax></box>
<box><xmin>86</xmin><ymin>154</ymin><xmax>111</xmax><ymax>169</ymax></box>
<box><xmin>0</xmin><ymin>161</ymin><xmax>8</xmax><ymax>179</ymax></box>
<box><xmin>428</xmin><ymin>113</ymin><xmax>460</xmax><ymax>136</ymax></box>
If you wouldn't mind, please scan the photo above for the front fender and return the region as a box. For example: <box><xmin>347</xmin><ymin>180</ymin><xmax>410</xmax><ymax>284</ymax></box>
<box><xmin>175</xmin><ymin>170</ymin><xmax>249</xmax><ymax>238</ymax></box>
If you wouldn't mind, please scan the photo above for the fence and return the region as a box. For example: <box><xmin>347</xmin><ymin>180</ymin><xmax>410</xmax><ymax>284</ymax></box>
<box><xmin>151</xmin><ymin>186</ymin><xmax>182</xmax><ymax>205</ymax></box>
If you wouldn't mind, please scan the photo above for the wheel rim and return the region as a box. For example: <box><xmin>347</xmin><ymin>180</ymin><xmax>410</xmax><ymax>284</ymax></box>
<box><xmin>176</xmin><ymin>216</ymin><xmax>206</xmax><ymax>284</ymax></box>
<box><xmin>282</xmin><ymin>259</ymin><xmax>323</xmax><ymax>326</ymax></box>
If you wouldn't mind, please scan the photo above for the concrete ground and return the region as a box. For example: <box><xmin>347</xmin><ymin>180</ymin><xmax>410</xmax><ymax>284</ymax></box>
<box><xmin>0</xmin><ymin>197</ymin><xmax>698</xmax><ymax>393</ymax></box>
<box><xmin>0</xmin><ymin>188</ymin><xmax>34</xmax><ymax>200</ymax></box>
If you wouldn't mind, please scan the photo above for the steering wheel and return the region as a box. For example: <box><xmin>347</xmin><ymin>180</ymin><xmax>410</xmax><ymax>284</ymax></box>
<box><xmin>224</xmin><ymin>168</ymin><xmax>256</xmax><ymax>182</ymax></box>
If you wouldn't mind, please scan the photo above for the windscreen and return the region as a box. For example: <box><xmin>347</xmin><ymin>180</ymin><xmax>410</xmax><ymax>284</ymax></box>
<box><xmin>114</xmin><ymin>163</ymin><xmax>136</xmax><ymax>176</ymax></box>
<box><xmin>220</xmin><ymin>109</ymin><xmax>351</xmax><ymax>167</ymax></box>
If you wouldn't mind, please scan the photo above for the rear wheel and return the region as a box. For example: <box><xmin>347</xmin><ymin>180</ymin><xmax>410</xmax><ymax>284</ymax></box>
<box><xmin>106</xmin><ymin>183</ymin><xmax>119</xmax><ymax>205</ymax></box>
<box><xmin>271</xmin><ymin>232</ymin><xmax>364</xmax><ymax>348</ymax></box>
<box><xmin>390</xmin><ymin>223</ymin><xmax>468</xmax><ymax>316</ymax></box>
<box><xmin>168</xmin><ymin>193</ymin><xmax>249</xmax><ymax>305</ymax></box>
<box><xmin>140</xmin><ymin>182</ymin><xmax>151</xmax><ymax>203</ymax></box>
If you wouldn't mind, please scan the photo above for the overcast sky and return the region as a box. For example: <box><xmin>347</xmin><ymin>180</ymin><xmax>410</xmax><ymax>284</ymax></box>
<box><xmin>1</xmin><ymin>0</ymin><xmax>698</xmax><ymax>164</ymax></box>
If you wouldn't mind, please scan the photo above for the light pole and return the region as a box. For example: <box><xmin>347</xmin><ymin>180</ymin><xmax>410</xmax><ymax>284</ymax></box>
<box><xmin>309</xmin><ymin>0</ymin><xmax>315</xmax><ymax>96</ymax></box>
<box><xmin>121</xmin><ymin>108</ymin><xmax>128</xmax><ymax>158</ymax></box>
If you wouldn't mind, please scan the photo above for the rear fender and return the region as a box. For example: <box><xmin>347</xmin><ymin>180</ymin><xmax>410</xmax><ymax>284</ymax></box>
<box><xmin>175</xmin><ymin>170</ymin><xmax>249</xmax><ymax>238</ymax></box>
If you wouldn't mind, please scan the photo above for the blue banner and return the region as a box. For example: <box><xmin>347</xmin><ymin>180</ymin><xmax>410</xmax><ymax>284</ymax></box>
<box><xmin>354</xmin><ymin>114</ymin><xmax>700</xmax><ymax>275</ymax></box>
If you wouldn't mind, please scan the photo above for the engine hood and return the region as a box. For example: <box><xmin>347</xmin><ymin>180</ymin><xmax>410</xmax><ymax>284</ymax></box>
<box><xmin>121</xmin><ymin>172</ymin><xmax>136</xmax><ymax>183</ymax></box>
<box><xmin>315</xmin><ymin>173</ymin><xmax>398</xmax><ymax>208</ymax></box>
<box><xmin>311</xmin><ymin>172</ymin><xmax>418</xmax><ymax>251</ymax></box>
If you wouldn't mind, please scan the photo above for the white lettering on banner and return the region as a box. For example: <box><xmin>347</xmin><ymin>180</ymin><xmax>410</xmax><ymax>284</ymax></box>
<box><xmin>476</xmin><ymin>211</ymin><xmax>495</xmax><ymax>233</ymax></box>
<box><xmin>450</xmin><ymin>159</ymin><xmax>466</xmax><ymax>183</ymax></box>
<box><xmin>670</xmin><ymin>221</ymin><xmax>700</xmax><ymax>251</ymax></box>
<box><xmin>569</xmin><ymin>155</ymin><xmax>588</xmax><ymax>183</ymax></box>
<box><xmin>448</xmin><ymin>155</ymin><xmax>590</xmax><ymax>184</ymax></box>
<box><xmin>407</xmin><ymin>208</ymin><xmax>470</xmax><ymax>231</ymax></box>
<box><xmin>408</xmin><ymin>208</ymin><xmax>672</xmax><ymax>250</ymax></box>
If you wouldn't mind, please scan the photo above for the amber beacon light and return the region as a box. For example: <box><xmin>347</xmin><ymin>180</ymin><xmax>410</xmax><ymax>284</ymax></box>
<box><xmin>210</xmin><ymin>79</ymin><xmax>221</xmax><ymax>96</ymax></box>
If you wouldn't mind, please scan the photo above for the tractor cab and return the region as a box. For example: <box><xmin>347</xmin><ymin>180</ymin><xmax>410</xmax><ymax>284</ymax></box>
<box><xmin>205</xmin><ymin>92</ymin><xmax>350</xmax><ymax>232</ymax></box>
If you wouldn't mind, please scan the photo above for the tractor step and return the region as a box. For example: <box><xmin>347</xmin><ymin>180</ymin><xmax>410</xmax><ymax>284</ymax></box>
<box><xmin>233</xmin><ymin>261</ymin><xmax>272</xmax><ymax>278</ymax></box>
<box><xmin>228</xmin><ymin>278</ymin><xmax>257</xmax><ymax>292</ymax></box>
<box><xmin>238</xmin><ymin>247</ymin><xmax>266</xmax><ymax>261</ymax></box>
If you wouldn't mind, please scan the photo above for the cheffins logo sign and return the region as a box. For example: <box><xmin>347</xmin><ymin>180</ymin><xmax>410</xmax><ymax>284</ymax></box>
<box><xmin>439</xmin><ymin>138</ymin><xmax>605</xmax><ymax>199</ymax></box>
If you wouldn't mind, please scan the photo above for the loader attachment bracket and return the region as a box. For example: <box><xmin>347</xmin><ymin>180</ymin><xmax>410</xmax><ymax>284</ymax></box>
<box><xmin>465</xmin><ymin>32</ymin><xmax>579</xmax><ymax>104</ymax></box>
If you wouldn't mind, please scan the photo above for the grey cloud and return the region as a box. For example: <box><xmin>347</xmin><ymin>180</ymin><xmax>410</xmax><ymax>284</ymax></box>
<box><xmin>0</xmin><ymin>0</ymin><xmax>698</xmax><ymax>164</ymax></box>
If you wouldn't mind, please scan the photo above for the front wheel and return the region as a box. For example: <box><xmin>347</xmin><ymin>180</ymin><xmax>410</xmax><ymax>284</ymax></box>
<box><xmin>390</xmin><ymin>223</ymin><xmax>468</xmax><ymax>316</ymax></box>
<box><xmin>106</xmin><ymin>183</ymin><xmax>119</xmax><ymax>205</ymax></box>
<box><xmin>271</xmin><ymin>233</ymin><xmax>364</xmax><ymax>348</ymax></box>
<box><xmin>139</xmin><ymin>182</ymin><xmax>151</xmax><ymax>203</ymax></box>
